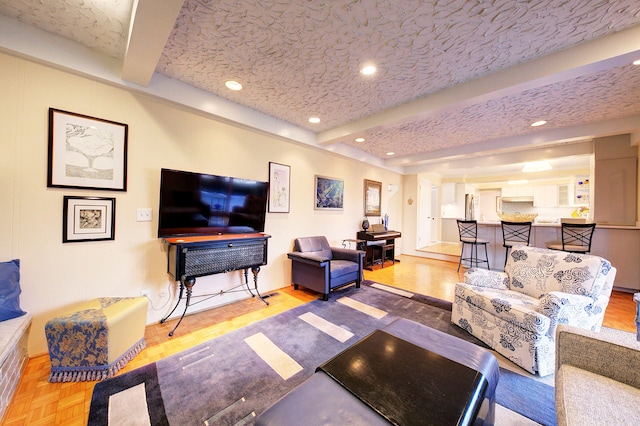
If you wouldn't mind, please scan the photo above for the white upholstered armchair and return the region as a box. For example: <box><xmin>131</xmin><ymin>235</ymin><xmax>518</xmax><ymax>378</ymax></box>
<box><xmin>451</xmin><ymin>245</ymin><xmax>616</xmax><ymax>376</ymax></box>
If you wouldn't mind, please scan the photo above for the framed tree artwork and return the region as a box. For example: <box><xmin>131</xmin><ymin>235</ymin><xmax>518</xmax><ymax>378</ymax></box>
<box><xmin>48</xmin><ymin>108</ymin><xmax>128</xmax><ymax>191</ymax></box>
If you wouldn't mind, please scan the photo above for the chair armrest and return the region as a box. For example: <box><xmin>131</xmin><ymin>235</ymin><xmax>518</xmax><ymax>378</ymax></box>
<box><xmin>463</xmin><ymin>268</ymin><xmax>508</xmax><ymax>289</ymax></box>
<box><xmin>331</xmin><ymin>247</ymin><xmax>365</xmax><ymax>263</ymax></box>
<box><xmin>538</xmin><ymin>292</ymin><xmax>599</xmax><ymax>331</ymax></box>
<box><xmin>287</xmin><ymin>252</ymin><xmax>330</xmax><ymax>266</ymax></box>
<box><xmin>556</xmin><ymin>324</ymin><xmax>640</xmax><ymax>389</ymax></box>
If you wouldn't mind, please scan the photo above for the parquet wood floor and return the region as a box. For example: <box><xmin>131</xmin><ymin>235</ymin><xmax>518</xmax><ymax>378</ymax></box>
<box><xmin>2</xmin><ymin>255</ymin><xmax>636</xmax><ymax>425</ymax></box>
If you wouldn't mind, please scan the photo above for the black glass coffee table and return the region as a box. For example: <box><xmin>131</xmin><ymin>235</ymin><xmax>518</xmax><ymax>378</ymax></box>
<box><xmin>317</xmin><ymin>330</ymin><xmax>488</xmax><ymax>425</ymax></box>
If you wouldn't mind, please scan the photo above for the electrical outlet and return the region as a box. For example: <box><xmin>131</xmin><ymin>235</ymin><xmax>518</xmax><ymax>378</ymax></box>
<box><xmin>136</xmin><ymin>208</ymin><xmax>152</xmax><ymax>222</ymax></box>
<box><xmin>140</xmin><ymin>289</ymin><xmax>150</xmax><ymax>298</ymax></box>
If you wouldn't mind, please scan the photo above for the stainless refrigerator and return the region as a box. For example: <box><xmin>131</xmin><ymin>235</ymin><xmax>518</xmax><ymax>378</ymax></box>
<box><xmin>465</xmin><ymin>194</ymin><xmax>474</xmax><ymax>220</ymax></box>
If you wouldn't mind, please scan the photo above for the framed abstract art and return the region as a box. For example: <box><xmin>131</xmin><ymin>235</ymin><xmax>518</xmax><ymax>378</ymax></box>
<box><xmin>315</xmin><ymin>175</ymin><xmax>344</xmax><ymax>210</ymax></box>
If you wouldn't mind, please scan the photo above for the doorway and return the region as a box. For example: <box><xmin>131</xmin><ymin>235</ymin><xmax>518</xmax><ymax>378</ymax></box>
<box><xmin>417</xmin><ymin>180</ymin><xmax>461</xmax><ymax>256</ymax></box>
<box><xmin>417</xmin><ymin>177</ymin><xmax>439</xmax><ymax>250</ymax></box>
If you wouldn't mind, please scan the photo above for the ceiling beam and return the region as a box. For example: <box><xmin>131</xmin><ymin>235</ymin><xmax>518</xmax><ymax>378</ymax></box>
<box><xmin>316</xmin><ymin>25</ymin><xmax>640</xmax><ymax>147</ymax></box>
<box><xmin>395</xmin><ymin>114</ymin><xmax>640</xmax><ymax>170</ymax></box>
<box><xmin>121</xmin><ymin>0</ymin><xmax>184</xmax><ymax>86</ymax></box>
<box><xmin>407</xmin><ymin>141</ymin><xmax>594</xmax><ymax>177</ymax></box>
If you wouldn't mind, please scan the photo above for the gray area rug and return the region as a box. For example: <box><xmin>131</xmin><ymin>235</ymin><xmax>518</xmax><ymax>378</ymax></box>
<box><xmin>89</xmin><ymin>282</ymin><xmax>556</xmax><ymax>425</ymax></box>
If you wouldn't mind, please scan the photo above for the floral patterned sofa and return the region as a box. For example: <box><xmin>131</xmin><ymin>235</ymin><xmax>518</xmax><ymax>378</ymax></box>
<box><xmin>451</xmin><ymin>245</ymin><xmax>616</xmax><ymax>377</ymax></box>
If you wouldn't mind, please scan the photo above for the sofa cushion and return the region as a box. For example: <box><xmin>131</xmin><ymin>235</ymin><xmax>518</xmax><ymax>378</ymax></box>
<box><xmin>505</xmin><ymin>246</ymin><xmax>610</xmax><ymax>300</ymax></box>
<box><xmin>455</xmin><ymin>283</ymin><xmax>551</xmax><ymax>335</ymax></box>
<box><xmin>0</xmin><ymin>259</ymin><xmax>27</xmax><ymax>322</ymax></box>
<box><xmin>556</xmin><ymin>364</ymin><xmax>640</xmax><ymax>426</ymax></box>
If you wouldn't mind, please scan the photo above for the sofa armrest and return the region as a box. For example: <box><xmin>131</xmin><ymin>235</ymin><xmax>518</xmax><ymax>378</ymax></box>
<box><xmin>556</xmin><ymin>324</ymin><xmax>640</xmax><ymax>389</ymax></box>
<box><xmin>287</xmin><ymin>252</ymin><xmax>330</xmax><ymax>266</ymax></box>
<box><xmin>538</xmin><ymin>291</ymin><xmax>603</xmax><ymax>333</ymax></box>
<box><xmin>331</xmin><ymin>247</ymin><xmax>365</xmax><ymax>263</ymax></box>
<box><xmin>463</xmin><ymin>268</ymin><xmax>508</xmax><ymax>289</ymax></box>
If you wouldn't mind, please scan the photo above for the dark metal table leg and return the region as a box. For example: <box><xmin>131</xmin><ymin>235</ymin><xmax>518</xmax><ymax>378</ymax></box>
<box><xmin>167</xmin><ymin>278</ymin><xmax>195</xmax><ymax>337</ymax></box>
<box><xmin>243</xmin><ymin>268</ymin><xmax>256</xmax><ymax>297</ymax></box>
<box><xmin>160</xmin><ymin>280</ymin><xmax>184</xmax><ymax>324</ymax></box>
<box><xmin>250</xmin><ymin>266</ymin><xmax>269</xmax><ymax>305</ymax></box>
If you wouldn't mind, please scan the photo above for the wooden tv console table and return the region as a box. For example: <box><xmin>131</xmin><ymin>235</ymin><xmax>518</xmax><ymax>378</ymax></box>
<box><xmin>162</xmin><ymin>233</ymin><xmax>271</xmax><ymax>337</ymax></box>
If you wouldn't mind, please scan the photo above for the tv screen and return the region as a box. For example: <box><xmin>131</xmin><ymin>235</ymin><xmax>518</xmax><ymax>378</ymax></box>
<box><xmin>158</xmin><ymin>168</ymin><xmax>268</xmax><ymax>237</ymax></box>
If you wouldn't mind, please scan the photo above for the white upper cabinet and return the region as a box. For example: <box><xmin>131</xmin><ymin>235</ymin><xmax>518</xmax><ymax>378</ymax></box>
<box><xmin>501</xmin><ymin>186</ymin><xmax>534</xmax><ymax>197</ymax></box>
<box><xmin>533</xmin><ymin>185</ymin><xmax>558</xmax><ymax>207</ymax></box>
<box><xmin>441</xmin><ymin>183</ymin><xmax>458</xmax><ymax>205</ymax></box>
<box><xmin>557</xmin><ymin>183</ymin><xmax>575</xmax><ymax>206</ymax></box>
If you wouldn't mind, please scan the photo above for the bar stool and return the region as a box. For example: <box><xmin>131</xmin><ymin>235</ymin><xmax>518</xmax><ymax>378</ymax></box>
<box><xmin>457</xmin><ymin>220</ymin><xmax>490</xmax><ymax>272</ymax></box>
<box><xmin>546</xmin><ymin>222</ymin><xmax>596</xmax><ymax>253</ymax></box>
<box><xmin>501</xmin><ymin>221</ymin><xmax>532</xmax><ymax>267</ymax></box>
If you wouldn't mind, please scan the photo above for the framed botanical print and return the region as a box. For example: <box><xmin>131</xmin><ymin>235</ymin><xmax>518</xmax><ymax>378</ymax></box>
<box><xmin>268</xmin><ymin>162</ymin><xmax>290</xmax><ymax>213</ymax></box>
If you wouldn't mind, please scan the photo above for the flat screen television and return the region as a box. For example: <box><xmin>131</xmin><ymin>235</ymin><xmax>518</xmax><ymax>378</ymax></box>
<box><xmin>158</xmin><ymin>168</ymin><xmax>268</xmax><ymax>237</ymax></box>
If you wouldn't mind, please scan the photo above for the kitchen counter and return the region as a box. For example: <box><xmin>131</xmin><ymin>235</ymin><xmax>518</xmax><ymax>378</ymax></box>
<box><xmin>476</xmin><ymin>221</ymin><xmax>640</xmax><ymax>230</ymax></box>
<box><xmin>442</xmin><ymin>219</ymin><xmax>640</xmax><ymax>291</ymax></box>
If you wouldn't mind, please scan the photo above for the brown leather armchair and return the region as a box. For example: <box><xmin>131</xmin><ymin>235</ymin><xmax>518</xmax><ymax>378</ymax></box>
<box><xmin>287</xmin><ymin>236</ymin><xmax>365</xmax><ymax>301</ymax></box>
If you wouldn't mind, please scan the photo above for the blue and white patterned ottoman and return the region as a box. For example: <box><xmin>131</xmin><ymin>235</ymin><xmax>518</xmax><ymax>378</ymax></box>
<box><xmin>45</xmin><ymin>297</ymin><xmax>147</xmax><ymax>382</ymax></box>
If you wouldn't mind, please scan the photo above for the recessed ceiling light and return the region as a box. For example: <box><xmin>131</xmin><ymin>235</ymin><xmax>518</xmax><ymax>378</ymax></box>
<box><xmin>522</xmin><ymin>161</ymin><xmax>552</xmax><ymax>172</ymax></box>
<box><xmin>308</xmin><ymin>117</ymin><xmax>320</xmax><ymax>124</ymax></box>
<box><xmin>361</xmin><ymin>65</ymin><xmax>377</xmax><ymax>75</ymax></box>
<box><xmin>530</xmin><ymin>120</ymin><xmax>547</xmax><ymax>127</ymax></box>
<box><xmin>386</xmin><ymin>151</ymin><xmax>395</xmax><ymax>156</ymax></box>
<box><xmin>355</xmin><ymin>137</ymin><xmax>365</xmax><ymax>143</ymax></box>
<box><xmin>225</xmin><ymin>80</ymin><xmax>242</xmax><ymax>91</ymax></box>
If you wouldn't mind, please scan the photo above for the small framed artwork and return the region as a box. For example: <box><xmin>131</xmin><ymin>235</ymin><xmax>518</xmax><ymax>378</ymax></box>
<box><xmin>48</xmin><ymin>108</ymin><xmax>128</xmax><ymax>191</ymax></box>
<box><xmin>315</xmin><ymin>175</ymin><xmax>344</xmax><ymax>210</ymax></box>
<box><xmin>63</xmin><ymin>196</ymin><xmax>116</xmax><ymax>243</ymax></box>
<box><xmin>364</xmin><ymin>179</ymin><xmax>382</xmax><ymax>216</ymax></box>
<box><xmin>268</xmin><ymin>162</ymin><xmax>291</xmax><ymax>213</ymax></box>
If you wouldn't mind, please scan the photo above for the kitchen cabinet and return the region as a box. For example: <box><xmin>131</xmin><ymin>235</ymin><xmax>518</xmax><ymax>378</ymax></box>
<box><xmin>441</xmin><ymin>183</ymin><xmax>458</xmax><ymax>205</ymax></box>
<box><xmin>533</xmin><ymin>185</ymin><xmax>558</xmax><ymax>207</ymax></box>
<box><xmin>441</xmin><ymin>218</ymin><xmax>461</xmax><ymax>242</ymax></box>
<box><xmin>557</xmin><ymin>183</ymin><xmax>575</xmax><ymax>206</ymax></box>
<box><xmin>501</xmin><ymin>186</ymin><xmax>534</xmax><ymax>197</ymax></box>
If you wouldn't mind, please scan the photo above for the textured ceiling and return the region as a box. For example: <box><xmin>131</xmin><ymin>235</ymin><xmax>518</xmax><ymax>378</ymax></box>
<box><xmin>159</xmin><ymin>0</ymin><xmax>640</xmax><ymax>132</ymax></box>
<box><xmin>1</xmin><ymin>0</ymin><xmax>640</xmax><ymax>176</ymax></box>
<box><xmin>360</xmin><ymin>63</ymin><xmax>640</xmax><ymax>158</ymax></box>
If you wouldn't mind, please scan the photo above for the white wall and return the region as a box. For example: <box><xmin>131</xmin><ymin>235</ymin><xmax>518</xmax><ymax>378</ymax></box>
<box><xmin>1</xmin><ymin>51</ymin><xmax>403</xmax><ymax>356</ymax></box>
<box><xmin>478</xmin><ymin>189</ymin><xmax>500</xmax><ymax>222</ymax></box>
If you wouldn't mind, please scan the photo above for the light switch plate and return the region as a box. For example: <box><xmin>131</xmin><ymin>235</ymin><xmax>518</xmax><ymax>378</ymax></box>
<box><xmin>136</xmin><ymin>208</ymin><xmax>152</xmax><ymax>222</ymax></box>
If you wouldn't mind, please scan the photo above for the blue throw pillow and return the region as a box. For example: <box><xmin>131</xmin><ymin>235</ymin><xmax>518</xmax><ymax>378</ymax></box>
<box><xmin>0</xmin><ymin>259</ymin><xmax>26</xmax><ymax>321</ymax></box>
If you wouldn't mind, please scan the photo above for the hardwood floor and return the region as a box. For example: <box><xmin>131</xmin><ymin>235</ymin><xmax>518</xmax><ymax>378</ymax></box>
<box><xmin>2</xmin><ymin>255</ymin><xmax>636</xmax><ymax>425</ymax></box>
